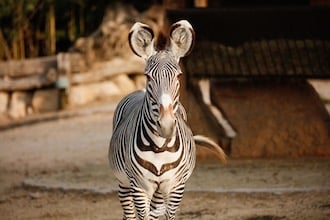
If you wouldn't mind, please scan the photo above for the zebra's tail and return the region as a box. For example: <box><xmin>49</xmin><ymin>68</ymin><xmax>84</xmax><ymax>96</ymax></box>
<box><xmin>193</xmin><ymin>135</ymin><xmax>227</xmax><ymax>162</ymax></box>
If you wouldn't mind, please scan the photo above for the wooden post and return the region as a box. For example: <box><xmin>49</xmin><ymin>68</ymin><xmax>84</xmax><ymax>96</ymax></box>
<box><xmin>0</xmin><ymin>68</ymin><xmax>57</xmax><ymax>91</ymax></box>
<box><xmin>0</xmin><ymin>56</ymin><xmax>57</xmax><ymax>77</ymax></box>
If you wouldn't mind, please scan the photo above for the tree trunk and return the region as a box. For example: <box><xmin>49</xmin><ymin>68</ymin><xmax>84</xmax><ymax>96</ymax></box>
<box><xmin>47</xmin><ymin>0</ymin><xmax>56</xmax><ymax>55</ymax></box>
<box><xmin>17</xmin><ymin>1</ymin><xmax>25</xmax><ymax>59</ymax></box>
<box><xmin>68</xmin><ymin>8</ymin><xmax>76</xmax><ymax>42</ymax></box>
<box><xmin>79</xmin><ymin>6</ymin><xmax>84</xmax><ymax>35</ymax></box>
<box><xmin>0</xmin><ymin>29</ymin><xmax>12</xmax><ymax>60</ymax></box>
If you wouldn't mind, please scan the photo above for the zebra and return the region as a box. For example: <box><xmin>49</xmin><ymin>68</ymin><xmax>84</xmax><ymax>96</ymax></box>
<box><xmin>109</xmin><ymin>20</ymin><xmax>226</xmax><ymax>220</ymax></box>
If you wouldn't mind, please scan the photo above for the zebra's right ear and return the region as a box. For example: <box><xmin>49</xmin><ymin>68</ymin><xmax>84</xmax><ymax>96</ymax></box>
<box><xmin>128</xmin><ymin>22</ymin><xmax>156</xmax><ymax>60</ymax></box>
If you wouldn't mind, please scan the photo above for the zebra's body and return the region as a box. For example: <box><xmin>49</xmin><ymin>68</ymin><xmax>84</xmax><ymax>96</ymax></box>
<box><xmin>110</xmin><ymin>88</ymin><xmax>195</xmax><ymax>219</ymax></box>
<box><xmin>109</xmin><ymin>20</ymin><xmax>209</xmax><ymax>219</ymax></box>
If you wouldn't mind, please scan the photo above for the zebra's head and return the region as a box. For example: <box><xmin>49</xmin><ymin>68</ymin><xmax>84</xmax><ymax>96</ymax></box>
<box><xmin>129</xmin><ymin>20</ymin><xmax>195</xmax><ymax>138</ymax></box>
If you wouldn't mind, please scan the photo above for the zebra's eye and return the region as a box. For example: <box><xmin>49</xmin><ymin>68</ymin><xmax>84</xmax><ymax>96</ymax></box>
<box><xmin>150</xmin><ymin>59</ymin><xmax>155</xmax><ymax>65</ymax></box>
<box><xmin>147</xmin><ymin>58</ymin><xmax>156</xmax><ymax>68</ymax></box>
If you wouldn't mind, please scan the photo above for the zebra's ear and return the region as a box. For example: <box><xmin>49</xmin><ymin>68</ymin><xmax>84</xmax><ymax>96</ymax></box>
<box><xmin>128</xmin><ymin>22</ymin><xmax>155</xmax><ymax>60</ymax></box>
<box><xmin>169</xmin><ymin>20</ymin><xmax>195</xmax><ymax>60</ymax></box>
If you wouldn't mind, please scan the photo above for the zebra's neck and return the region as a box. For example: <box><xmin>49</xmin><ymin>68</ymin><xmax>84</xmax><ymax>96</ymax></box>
<box><xmin>136</xmin><ymin>95</ymin><xmax>179</xmax><ymax>152</ymax></box>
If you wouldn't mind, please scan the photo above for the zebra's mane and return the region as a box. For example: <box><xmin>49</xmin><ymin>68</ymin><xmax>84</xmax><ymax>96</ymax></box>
<box><xmin>155</xmin><ymin>31</ymin><xmax>168</xmax><ymax>51</ymax></box>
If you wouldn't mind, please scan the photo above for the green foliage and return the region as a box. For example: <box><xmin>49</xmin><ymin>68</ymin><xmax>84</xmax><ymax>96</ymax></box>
<box><xmin>0</xmin><ymin>0</ymin><xmax>143</xmax><ymax>60</ymax></box>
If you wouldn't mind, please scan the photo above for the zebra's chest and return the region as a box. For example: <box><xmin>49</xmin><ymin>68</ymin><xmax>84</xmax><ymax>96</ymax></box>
<box><xmin>132</xmin><ymin>129</ymin><xmax>184</xmax><ymax>177</ymax></box>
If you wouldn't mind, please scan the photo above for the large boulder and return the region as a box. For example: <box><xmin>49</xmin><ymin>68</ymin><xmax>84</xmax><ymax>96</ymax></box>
<box><xmin>111</xmin><ymin>74</ymin><xmax>136</xmax><ymax>95</ymax></box>
<box><xmin>0</xmin><ymin>92</ymin><xmax>9</xmax><ymax>113</ymax></box>
<box><xmin>32</xmin><ymin>89</ymin><xmax>60</xmax><ymax>113</ymax></box>
<box><xmin>8</xmin><ymin>92</ymin><xmax>32</xmax><ymax>119</ymax></box>
<box><xmin>210</xmin><ymin>79</ymin><xmax>330</xmax><ymax>157</ymax></box>
<box><xmin>67</xmin><ymin>73</ymin><xmax>137</xmax><ymax>107</ymax></box>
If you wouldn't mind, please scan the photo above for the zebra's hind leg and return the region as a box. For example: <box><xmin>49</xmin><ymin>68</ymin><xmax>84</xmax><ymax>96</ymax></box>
<box><xmin>118</xmin><ymin>184</ymin><xmax>136</xmax><ymax>220</ymax></box>
<box><xmin>164</xmin><ymin>184</ymin><xmax>185</xmax><ymax>220</ymax></box>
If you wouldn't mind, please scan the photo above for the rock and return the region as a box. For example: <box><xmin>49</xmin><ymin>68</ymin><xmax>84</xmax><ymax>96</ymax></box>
<box><xmin>110</xmin><ymin>74</ymin><xmax>136</xmax><ymax>95</ymax></box>
<box><xmin>8</xmin><ymin>92</ymin><xmax>32</xmax><ymax>119</ymax></box>
<box><xmin>69</xmin><ymin>4</ymin><xmax>164</xmax><ymax>63</ymax></box>
<box><xmin>0</xmin><ymin>92</ymin><xmax>9</xmax><ymax>113</ymax></box>
<box><xmin>132</xmin><ymin>74</ymin><xmax>146</xmax><ymax>90</ymax></box>
<box><xmin>32</xmin><ymin>89</ymin><xmax>60</xmax><ymax>113</ymax></box>
<box><xmin>68</xmin><ymin>80</ymin><xmax>121</xmax><ymax>106</ymax></box>
<box><xmin>29</xmin><ymin>192</ymin><xmax>42</xmax><ymax>200</ymax></box>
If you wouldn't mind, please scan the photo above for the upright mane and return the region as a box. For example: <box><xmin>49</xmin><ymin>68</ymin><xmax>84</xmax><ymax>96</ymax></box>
<box><xmin>155</xmin><ymin>31</ymin><xmax>168</xmax><ymax>51</ymax></box>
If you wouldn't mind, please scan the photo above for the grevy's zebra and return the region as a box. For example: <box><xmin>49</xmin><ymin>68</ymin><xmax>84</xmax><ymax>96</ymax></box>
<box><xmin>109</xmin><ymin>20</ymin><xmax>226</xmax><ymax>220</ymax></box>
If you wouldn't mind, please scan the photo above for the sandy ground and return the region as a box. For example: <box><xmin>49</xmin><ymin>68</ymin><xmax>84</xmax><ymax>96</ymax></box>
<box><xmin>0</xmin><ymin>100</ymin><xmax>329</xmax><ymax>220</ymax></box>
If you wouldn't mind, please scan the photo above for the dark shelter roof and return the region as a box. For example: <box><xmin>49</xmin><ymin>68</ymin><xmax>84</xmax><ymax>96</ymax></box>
<box><xmin>166</xmin><ymin>7</ymin><xmax>330</xmax><ymax>79</ymax></box>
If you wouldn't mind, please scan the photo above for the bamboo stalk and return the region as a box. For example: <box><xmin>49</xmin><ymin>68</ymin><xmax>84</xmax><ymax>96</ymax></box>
<box><xmin>18</xmin><ymin>1</ymin><xmax>25</xmax><ymax>59</ymax></box>
<box><xmin>0</xmin><ymin>29</ymin><xmax>12</xmax><ymax>60</ymax></box>
<box><xmin>47</xmin><ymin>0</ymin><xmax>56</xmax><ymax>55</ymax></box>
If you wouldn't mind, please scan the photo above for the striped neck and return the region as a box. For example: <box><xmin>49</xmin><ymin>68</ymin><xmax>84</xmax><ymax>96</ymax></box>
<box><xmin>136</xmin><ymin>94</ymin><xmax>179</xmax><ymax>152</ymax></box>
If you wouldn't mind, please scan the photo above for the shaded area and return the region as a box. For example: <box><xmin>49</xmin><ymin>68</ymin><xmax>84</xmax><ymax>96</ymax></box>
<box><xmin>210</xmin><ymin>80</ymin><xmax>330</xmax><ymax>157</ymax></box>
<box><xmin>186</xmin><ymin>40</ymin><xmax>330</xmax><ymax>78</ymax></box>
<box><xmin>23</xmin><ymin>159</ymin><xmax>330</xmax><ymax>194</ymax></box>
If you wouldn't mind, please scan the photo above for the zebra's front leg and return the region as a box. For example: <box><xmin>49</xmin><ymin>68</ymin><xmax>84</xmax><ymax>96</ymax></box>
<box><xmin>150</xmin><ymin>190</ymin><xmax>165</xmax><ymax>219</ymax></box>
<box><xmin>118</xmin><ymin>184</ymin><xmax>136</xmax><ymax>220</ymax></box>
<box><xmin>131</xmin><ymin>186</ymin><xmax>152</xmax><ymax>220</ymax></box>
<box><xmin>164</xmin><ymin>184</ymin><xmax>186</xmax><ymax>220</ymax></box>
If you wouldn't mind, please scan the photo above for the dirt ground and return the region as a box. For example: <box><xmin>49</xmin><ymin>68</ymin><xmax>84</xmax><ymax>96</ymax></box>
<box><xmin>0</xmin><ymin>101</ymin><xmax>330</xmax><ymax>220</ymax></box>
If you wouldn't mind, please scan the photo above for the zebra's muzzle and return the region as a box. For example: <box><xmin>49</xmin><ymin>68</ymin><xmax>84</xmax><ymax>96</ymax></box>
<box><xmin>157</xmin><ymin>104</ymin><xmax>177</xmax><ymax>138</ymax></box>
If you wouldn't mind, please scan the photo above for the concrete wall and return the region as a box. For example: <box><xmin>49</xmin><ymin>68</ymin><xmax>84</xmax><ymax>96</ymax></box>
<box><xmin>183</xmin><ymin>79</ymin><xmax>330</xmax><ymax>158</ymax></box>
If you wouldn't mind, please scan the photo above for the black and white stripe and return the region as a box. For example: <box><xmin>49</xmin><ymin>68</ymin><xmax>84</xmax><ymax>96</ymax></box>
<box><xmin>109</xmin><ymin>20</ymin><xmax>196</xmax><ymax>220</ymax></box>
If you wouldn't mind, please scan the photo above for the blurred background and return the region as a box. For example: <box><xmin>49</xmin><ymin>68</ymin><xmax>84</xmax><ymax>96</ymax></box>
<box><xmin>0</xmin><ymin>0</ymin><xmax>329</xmax><ymax>158</ymax></box>
<box><xmin>0</xmin><ymin>1</ymin><xmax>329</xmax><ymax>219</ymax></box>
<box><xmin>0</xmin><ymin>0</ymin><xmax>327</xmax><ymax>60</ymax></box>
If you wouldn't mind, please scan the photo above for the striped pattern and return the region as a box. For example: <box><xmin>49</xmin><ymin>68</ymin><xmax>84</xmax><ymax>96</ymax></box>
<box><xmin>109</xmin><ymin>49</ymin><xmax>195</xmax><ymax>219</ymax></box>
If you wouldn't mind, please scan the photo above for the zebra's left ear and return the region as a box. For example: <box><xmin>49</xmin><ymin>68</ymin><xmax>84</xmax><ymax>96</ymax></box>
<box><xmin>169</xmin><ymin>20</ymin><xmax>195</xmax><ymax>60</ymax></box>
<box><xmin>128</xmin><ymin>22</ymin><xmax>156</xmax><ymax>60</ymax></box>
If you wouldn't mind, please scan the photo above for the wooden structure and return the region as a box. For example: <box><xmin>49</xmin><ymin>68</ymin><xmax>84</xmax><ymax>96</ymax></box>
<box><xmin>166</xmin><ymin>6</ymin><xmax>330</xmax><ymax>157</ymax></box>
<box><xmin>168</xmin><ymin>7</ymin><xmax>330</xmax><ymax>79</ymax></box>
<box><xmin>0</xmin><ymin>53</ymin><xmax>145</xmax><ymax>92</ymax></box>
<box><xmin>0</xmin><ymin>4</ymin><xmax>156</xmax><ymax>121</ymax></box>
